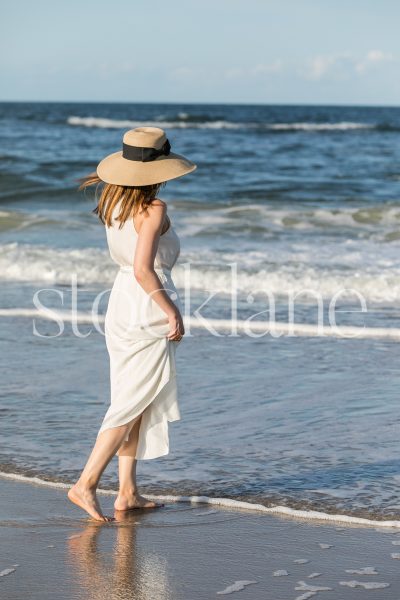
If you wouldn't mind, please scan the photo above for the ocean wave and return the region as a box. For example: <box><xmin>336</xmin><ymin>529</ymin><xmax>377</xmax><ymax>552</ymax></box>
<box><xmin>0</xmin><ymin>208</ymin><xmax>94</xmax><ymax>232</ymax></box>
<box><xmin>0</xmin><ymin>243</ymin><xmax>114</xmax><ymax>284</ymax></box>
<box><xmin>1</xmin><ymin>470</ymin><xmax>400</xmax><ymax>529</ymax></box>
<box><xmin>268</xmin><ymin>121</ymin><xmax>373</xmax><ymax>131</ymax></box>
<box><xmin>187</xmin><ymin>203</ymin><xmax>400</xmax><ymax>231</ymax></box>
<box><xmin>2</xmin><ymin>242</ymin><xmax>400</xmax><ymax>304</ymax></box>
<box><xmin>0</xmin><ymin>209</ymin><xmax>66</xmax><ymax>233</ymax></box>
<box><xmin>5</xmin><ymin>202</ymin><xmax>400</xmax><ymax>237</ymax></box>
<box><xmin>67</xmin><ymin>116</ymin><xmax>242</xmax><ymax>130</ymax></box>
<box><xmin>67</xmin><ymin>115</ymin><xmax>378</xmax><ymax>132</ymax></box>
<box><xmin>1</xmin><ymin>308</ymin><xmax>400</xmax><ymax>340</ymax></box>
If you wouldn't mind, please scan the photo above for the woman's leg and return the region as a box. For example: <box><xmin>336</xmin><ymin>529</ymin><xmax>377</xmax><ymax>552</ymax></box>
<box><xmin>68</xmin><ymin>415</ymin><xmax>141</xmax><ymax>521</ymax></box>
<box><xmin>114</xmin><ymin>415</ymin><xmax>161</xmax><ymax>510</ymax></box>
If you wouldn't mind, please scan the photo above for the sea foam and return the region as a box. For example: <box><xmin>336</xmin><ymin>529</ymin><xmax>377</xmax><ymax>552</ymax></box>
<box><xmin>339</xmin><ymin>580</ymin><xmax>390</xmax><ymax>589</ymax></box>
<box><xmin>1</xmin><ymin>308</ymin><xmax>400</xmax><ymax>340</ymax></box>
<box><xmin>2</xmin><ymin>470</ymin><xmax>400</xmax><ymax>530</ymax></box>
<box><xmin>1</xmin><ymin>241</ymin><xmax>400</xmax><ymax>305</ymax></box>
<box><xmin>0</xmin><ymin>568</ymin><xmax>16</xmax><ymax>577</ymax></box>
<box><xmin>67</xmin><ymin>115</ymin><xmax>375</xmax><ymax>132</ymax></box>
<box><xmin>67</xmin><ymin>116</ymin><xmax>242</xmax><ymax>130</ymax></box>
<box><xmin>345</xmin><ymin>567</ymin><xmax>378</xmax><ymax>575</ymax></box>
<box><xmin>216</xmin><ymin>580</ymin><xmax>257</xmax><ymax>595</ymax></box>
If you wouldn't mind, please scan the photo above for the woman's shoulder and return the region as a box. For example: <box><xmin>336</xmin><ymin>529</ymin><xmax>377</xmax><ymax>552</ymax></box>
<box><xmin>145</xmin><ymin>198</ymin><xmax>168</xmax><ymax>222</ymax></box>
<box><xmin>134</xmin><ymin>198</ymin><xmax>169</xmax><ymax>234</ymax></box>
<box><xmin>148</xmin><ymin>197</ymin><xmax>167</xmax><ymax>210</ymax></box>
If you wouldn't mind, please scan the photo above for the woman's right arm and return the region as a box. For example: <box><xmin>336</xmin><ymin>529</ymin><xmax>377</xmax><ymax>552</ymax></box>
<box><xmin>133</xmin><ymin>201</ymin><xmax>184</xmax><ymax>341</ymax></box>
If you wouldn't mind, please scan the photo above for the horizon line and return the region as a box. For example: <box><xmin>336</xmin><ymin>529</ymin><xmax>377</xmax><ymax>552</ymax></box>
<box><xmin>0</xmin><ymin>99</ymin><xmax>399</xmax><ymax>109</ymax></box>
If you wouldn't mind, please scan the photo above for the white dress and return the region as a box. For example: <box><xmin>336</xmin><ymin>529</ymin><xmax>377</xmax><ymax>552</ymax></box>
<box><xmin>96</xmin><ymin>200</ymin><xmax>182</xmax><ymax>460</ymax></box>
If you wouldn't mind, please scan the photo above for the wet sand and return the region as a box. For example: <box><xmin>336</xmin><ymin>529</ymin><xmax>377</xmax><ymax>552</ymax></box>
<box><xmin>1</xmin><ymin>474</ymin><xmax>400</xmax><ymax>599</ymax></box>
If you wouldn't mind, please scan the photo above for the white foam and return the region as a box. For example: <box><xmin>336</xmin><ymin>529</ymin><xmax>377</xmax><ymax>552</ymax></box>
<box><xmin>2</xmin><ymin>308</ymin><xmax>400</xmax><ymax>341</ymax></box>
<box><xmin>273</xmin><ymin>569</ymin><xmax>289</xmax><ymax>576</ymax></box>
<box><xmin>67</xmin><ymin>116</ymin><xmax>242</xmax><ymax>130</ymax></box>
<box><xmin>2</xmin><ymin>241</ymin><xmax>400</xmax><ymax>305</ymax></box>
<box><xmin>295</xmin><ymin>581</ymin><xmax>332</xmax><ymax>592</ymax></box>
<box><xmin>0</xmin><ymin>243</ymin><xmax>114</xmax><ymax>285</ymax></box>
<box><xmin>390</xmin><ymin>553</ymin><xmax>400</xmax><ymax>559</ymax></box>
<box><xmin>294</xmin><ymin>559</ymin><xmax>310</xmax><ymax>564</ymax></box>
<box><xmin>0</xmin><ymin>568</ymin><xmax>16</xmax><ymax>577</ymax></box>
<box><xmin>269</xmin><ymin>121</ymin><xmax>372</xmax><ymax>131</ymax></box>
<box><xmin>253</xmin><ymin>203</ymin><xmax>400</xmax><ymax>230</ymax></box>
<box><xmin>308</xmin><ymin>573</ymin><xmax>322</xmax><ymax>579</ymax></box>
<box><xmin>340</xmin><ymin>580</ymin><xmax>390</xmax><ymax>589</ymax></box>
<box><xmin>317</xmin><ymin>543</ymin><xmax>333</xmax><ymax>549</ymax></box>
<box><xmin>216</xmin><ymin>580</ymin><xmax>257</xmax><ymax>595</ymax></box>
<box><xmin>67</xmin><ymin>115</ymin><xmax>374</xmax><ymax>132</ymax></box>
<box><xmin>2</xmin><ymin>470</ymin><xmax>400</xmax><ymax>530</ymax></box>
<box><xmin>0</xmin><ymin>308</ymin><xmax>105</xmax><ymax>324</ymax></box>
<box><xmin>345</xmin><ymin>567</ymin><xmax>378</xmax><ymax>575</ymax></box>
<box><xmin>295</xmin><ymin>593</ymin><xmax>316</xmax><ymax>600</ymax></box>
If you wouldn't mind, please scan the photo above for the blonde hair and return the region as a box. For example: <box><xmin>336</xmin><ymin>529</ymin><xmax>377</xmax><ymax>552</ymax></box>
<box><xmin>78</xmin><ymin>173</ymin><xmax>166</xmax><ymax>229</ymax></box>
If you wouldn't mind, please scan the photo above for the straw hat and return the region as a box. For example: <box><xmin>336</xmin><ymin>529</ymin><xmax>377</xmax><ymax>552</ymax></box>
<box><xmin>97</xmin><ymin>126</ymin><xmax>197</xmax><ymax>186</ymax></box>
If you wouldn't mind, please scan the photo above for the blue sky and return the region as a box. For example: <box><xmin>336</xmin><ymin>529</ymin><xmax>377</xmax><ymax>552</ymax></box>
<box><xmin>1</xmin><ymin>0</ymin><xmax>399</xmax><ymax>105</ymax></box>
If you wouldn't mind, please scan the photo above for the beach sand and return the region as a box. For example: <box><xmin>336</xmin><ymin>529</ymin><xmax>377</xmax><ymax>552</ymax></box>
<box><xmin>1</xmin><ymin>475</ymin><xmax>400</xmax><ymax>599</ymax></box>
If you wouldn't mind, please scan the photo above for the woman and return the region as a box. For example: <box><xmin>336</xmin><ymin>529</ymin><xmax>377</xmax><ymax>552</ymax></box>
<box><xmin>68</xmin><ymin>126</ymin><xmax>196</xmax><ymax>521</ymax></box>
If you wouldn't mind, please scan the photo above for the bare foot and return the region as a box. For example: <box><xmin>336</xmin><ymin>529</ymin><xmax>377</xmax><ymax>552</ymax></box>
<box><xmin>114</xmin><ymin>492</ymin><xmax>164</xmax><ymax>511</ymax></box>
<box><xmin>68</xmin><ymin>483</ymin><xmax>114</xmax><ymax>522</ymax></box>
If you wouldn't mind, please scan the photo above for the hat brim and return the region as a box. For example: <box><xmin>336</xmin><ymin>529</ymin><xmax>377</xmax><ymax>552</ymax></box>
<box><xmin>97</xmin><ymin>150</ymin><xmax>197</xmax><ymax>186</ymax></box>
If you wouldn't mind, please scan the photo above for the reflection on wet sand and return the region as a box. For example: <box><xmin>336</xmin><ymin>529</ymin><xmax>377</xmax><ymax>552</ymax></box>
<box><xmin>66</xmin><ymin>510</ymin><xmax>174</xmax><ymax>600</ymax></box>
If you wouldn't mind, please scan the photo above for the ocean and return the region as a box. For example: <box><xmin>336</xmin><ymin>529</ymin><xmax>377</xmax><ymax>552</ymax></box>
<box><xmin>1</xmin><ymin>101</ymin><xmax>400</xmax><ymax>524</ymax></box>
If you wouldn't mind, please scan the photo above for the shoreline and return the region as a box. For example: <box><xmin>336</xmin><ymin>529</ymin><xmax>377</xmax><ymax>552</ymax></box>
<box><xmin>1</xmin><ymin>474</ymin><xmax>400</xmax><ymax>599</ymax></box>
<box><xmin>2</xmin><ymin>470</ymin><xmax>400</xmax><ymax>531</ymax></box>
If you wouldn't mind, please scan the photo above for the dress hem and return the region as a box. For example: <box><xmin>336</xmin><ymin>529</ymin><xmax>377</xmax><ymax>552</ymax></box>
<box><xmin>96</xmin><ymin>343</ymin><xmax>181</xmax><ymax>460</ymax></box>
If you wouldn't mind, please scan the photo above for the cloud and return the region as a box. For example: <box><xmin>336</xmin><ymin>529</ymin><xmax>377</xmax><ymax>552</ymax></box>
<box><xmin>301</xmin><ymin>54</ymin><xmax>352</xmax><ymax>80</ymax></box>
<box><xmin>169</xmin><ymin>51</ymin><xmax>395</xmax><ymax>88</ymax></box>
<box><xmin>301</xmin><ymin>50</ymin><xmax>395</xmax><ymax>80</ymax></box>
<box><xmin>224</xmin><ymin>67</ymin><xmax>245</xmax><ymax>80</ymax></box>
<box><xmin>309</xmin><ymin>55</ymin><xmax>336</xmax><ymax>79</ymax></box>
<box><xmin>250</xmin><ymin>60</ymin><xmax>283</xmax><ymax>75</ymax></box>
<box><xmin>224</xmin><ymin>60</ymin><xmax>283</xmax><ymax>80</ymax></box>
<box><xmin>355</xmin><ymin>50</ymin><xmax>394</xmax><ymax>73</ymax></box>
<box><xmin>168</xmin><ymin>66</ymin><xmax>201</xmax><ymax>81</ymax></box>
